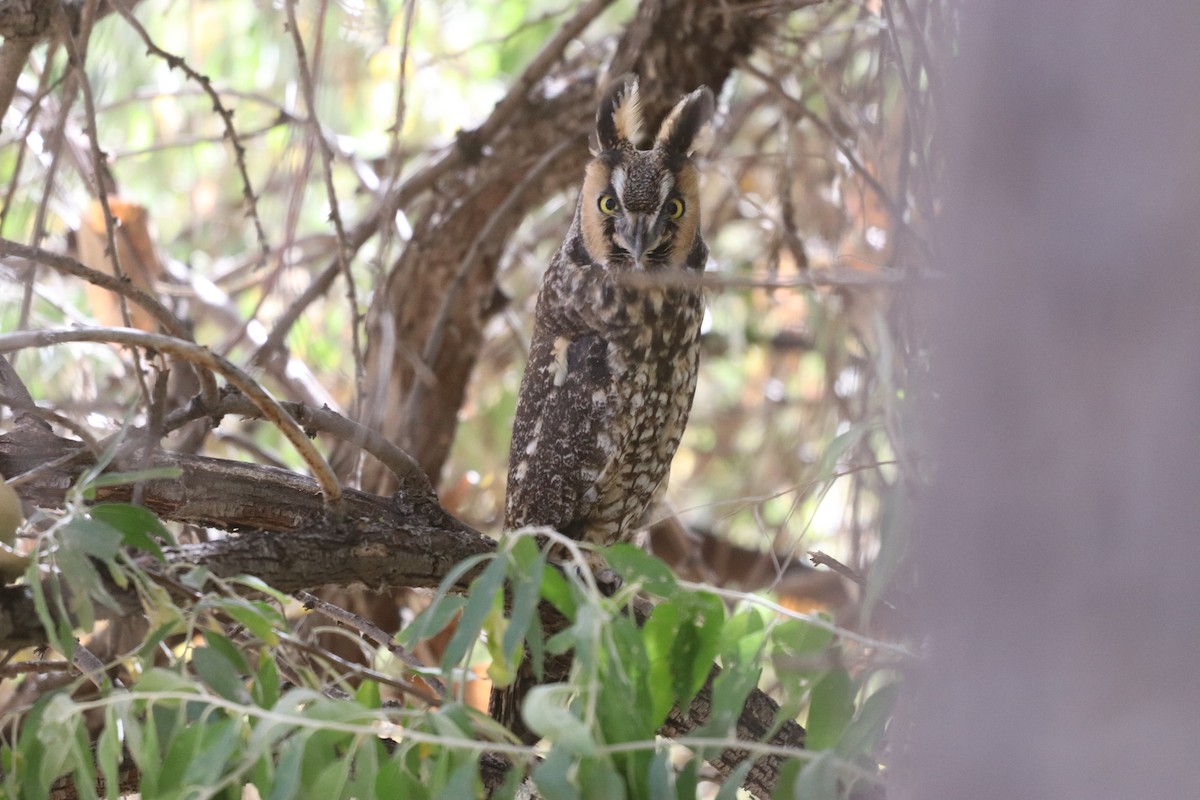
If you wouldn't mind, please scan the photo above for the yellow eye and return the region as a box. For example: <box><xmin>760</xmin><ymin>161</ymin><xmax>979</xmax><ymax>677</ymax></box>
<box><xmin>667</xmin><ymin>198</ymin><xmax>685</xmax><ymax>219</ymax></box>
<box><xmin>598</xmin><ymin>194</ymin><xmax>619</xmax><ymax>215</ymax></box>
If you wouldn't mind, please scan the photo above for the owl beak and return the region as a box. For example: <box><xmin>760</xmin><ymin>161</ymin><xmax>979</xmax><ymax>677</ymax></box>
<box><xmin>620</xmin><ymin>214</ymin><xmax>654</xmax><ymax>267</ymax></box>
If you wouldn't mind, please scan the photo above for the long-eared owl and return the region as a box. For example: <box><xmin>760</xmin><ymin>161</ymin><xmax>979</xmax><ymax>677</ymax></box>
<box><xmin>505</xmin><ymin>77</ymin><xmax>714</xmax><ymax>556</ymax></box>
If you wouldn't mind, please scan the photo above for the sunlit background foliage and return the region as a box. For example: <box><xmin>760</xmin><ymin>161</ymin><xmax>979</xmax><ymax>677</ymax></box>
<box><xmin>4</xmin><ymin>0</ymin><xmax>935</xmax><ymax>575</ymax></box>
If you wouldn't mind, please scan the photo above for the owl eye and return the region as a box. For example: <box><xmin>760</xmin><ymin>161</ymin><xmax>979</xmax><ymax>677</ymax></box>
<box><xmin>598</xmin><ymin>194</ymin><xmax>620</xmax><ymax>215</ymax></box>
<box><xmin>666</xmin><ymin>198</ymin><xmax>685</xmax><ymax>219</ymax></box>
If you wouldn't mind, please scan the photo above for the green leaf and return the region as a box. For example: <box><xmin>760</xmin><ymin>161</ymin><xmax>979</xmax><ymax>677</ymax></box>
<box><xmin>158</xmin><ymin>716</ymin><xmax>206</xmax><ymax>793</ymax></box>
<box><xmin>441</xmin><ymin>554</ymin><xmax>508</xmax><ymax>673</ymax></box>
<box><xmin>192</xmin><ymin>646</ymin><xmax>249</xmax><ymax>703</ymax></box>
<box><xmin>220</xmin><ymin>598</ymin><xmax>283</xmax><ymax>645</ymax></box>
<box><xmin>62</xmin><ymin>516</ymin><xmax>124</xmax><ymax>562</ymax></box>
<box><xmin>398</xmin><ymin>595</ymin><xmax>467</xmax><ymax>648</ymax></box>
<box><xmin>29</xmin><ymin>561</ymin><xmax>72</xmax><ymax>657</ymax></box>
<box><xmin>522</xmin><ymin>685</ymin><xmax>595</xmax><ymax>755</ymax></box>
<box><xmin>229</xmin><ymin>575</ymin><xmax>293</xmax><ymax>605</ymax></box>
<box><xmin>181</xmin><ymin>565</ymin><xmax>211</xmax><ymax>590</ymax></box>
<box><xmin>598</xmin><ymin>614</ymin><xmax>653</xmax><ymax>739</ymax></box>
<box><xmin>648</xmin><ymin>748</ymin><xmax>674</xmax><ymax>800</ymax></box>
<box><xmin>815</xmin><ymin>424</ymin><xmax>871</xmax><ymax>481</ymax></box>
<box><xmin>137</xmin><ymin>617</ymin><xmax>185</xmax><ymax>664</ymax></box>
<box><xmin>597</xmin><ymin>620</ymin><xmax>654</xmax><ymax>795</ymax></box>
<box><xmin>862</xmin><ymin>491</ymin><xmax>909</xmax><ymax>626</ymax></box>
<box><xmin>54</xmin><ymin>547</ymin><xmax>103</xmax><ymax>631</ymax></box>
<box><xmin>80</xmin><ymin>467</ymin><xmax>183</xmax><ymax>498</ymax></box>
<box><xmin>266</xmin><ymin>735</ymin><xmax>305</xmax><ymax>800</ymax></box>
<box><xmin>806</xmin><ymin>667</ymin><xmax>855</xmax><ymax>750</ymax></box>
<box><xmin>719</xmin><ymin>606</ymin><xmax>768</xmax><ymax>663</ymax></box>
<box><xmin>789</xmin><ymin>751</ymin><xmax>840</xmax><ymax>799</ymax></box>
<box><xmin>579</xmin><ymin>757</ymin><xmax>627</xmax><ymax>800</ymax></box>
<box><xmin>771</xmin><ymin>617</ymin><xmax>836</xmax><ymax>700</ymax></box>
<box><xmin>532</xmin><ymin>747</ymin><xmax>581</xmax><ymax>800</ymax></box>
<box><xmin>568</xmin><ymin>601</ymin><xmax>604</xmax><ymax>669</ymax></box>
<box><xmin>88</xmin><ymin>502</ymin><xmax>175</xmax><ymax>557</ymax></box>
<box><xmin>545</xmin><ymin>620</ymin><xmax>581</xmax><ymax>656</ymax></box>
<box><xmin>643</xmin><ymin>600</ymin><xmax>681</xmax><ymax>727</ymax></box>
<box><xmin>699</xmin><ymin>658</ymin><xmax>761</xmax><ymax>737</ymax></box>
<box><xmin>377</xmin><ymin>757</ymin><xmax>428</xmax><ymax>800</ymax></box>
<box><xmin>501</xmin><ymin>538</ymin><xmax>545</xmax><ymax>660</ymax></box>
<box><xmin>673</xmin><ymin>591</ymin><xmax>725</xmax><ymax>710</ymax></box>
<box><xmin>770</xmin><ymin>758</ymin><xmax>803</xmax><ymax>800</ymax></box>
<box><xmin>539</xmin><ymin>563</ymin><xmax>577</xmax><ymax>620</ymax></box>
<box><xmin>526</xmin><ymin>612</ymin><xmax>545</xmax><ymax>683</ymax></box>
<box><xmin>485</xmin><ymin>606</ymin><xmax>521</xmax><ymax>686</ymax></box>
<box><xmin>398</xmin><ymin>552</ymin><xmax>494</xmax><ymax>646</ymax></box>
<box><xmin>346</xmin><ymin>738</ymin><xmax>384</xmax><ymax>800</ymax></box>
<box><xmin>133</xmin><ymin>700</ymin><xmax>163</xmax><ymax>795</ymax></box>
<box><xmin>837</xmin><ymin>681</ymin><xmax>899</xmax><ymax>757</ymax></box>
<box><xmin>675</xmin><ymin>756</ymin><xmax>699</xmax><ymax>800</ymax></box>
<box><xmin>303</xmin><ymin>729</ymin><xmax>353</xmax><ymax>794</ymax></box>
<box><xmin>356</xmin><ymin>677</ymin><xmax>382</xmax><ymax>710</ymax></box>
<box><xmin>774</xmin><ymin>618</ymin><xmax>834</xmax><ymax>656</ymax></box>
<box><xmin>137</xmin><ymin>667</ymin><xmax>199</xmax><ymax>693</ymax></box>
<box><xmin>68</xmin><ymin>718</ymin><xmax>98</xmax><ymax>800</ymax></box>
<box><xmin>434</xmin><ymin>760</ymin><xmax>480</xmax><ymax>800</ymax></box>
<box><xmin>97</xmin><ymin>706</ymin><xmax>121</xmax><ymax>800</ymax></box>
<box><xmin>33</xmin><ymin>694</ymin><xmax>77</xmax><ymax>795</ymax></box>
<box><xmin>429</xmin><ymin>702</ymin><xmax>473</xmax><ymax>742</ymax></box>
<box><xmin>252</xmin><ymin>651</ymin><xmax>281</xmax><ymax>709</ymax></box>
<box><xmin>202</xmin><ymin>629</ymin><xmax>250</xmax><ymax>674</ymax></box>
<box><xmin>312</xmin><ymin>753</ymin><xmax>351</xmax><ymax>799</ymax></box>
<box><xmin>182</xmin><ymin>718</ymin><xmax>240</xmax><ymax>789</ymax></box>
<box><xmin>604</xmin><ymin>543</ymin><xmax>678</xmax><ymax>598</ymax></box>
<box><xmin>491</xmin><ymin>759</ymin><xmax>525</xmax><ymax>800</ymax></box>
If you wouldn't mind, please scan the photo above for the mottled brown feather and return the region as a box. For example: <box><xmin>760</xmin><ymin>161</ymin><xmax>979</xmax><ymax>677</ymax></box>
<box><xmin>504</xmin><ymin>79</ymin><xmax>714</xmax><ymax>553</ymax></box>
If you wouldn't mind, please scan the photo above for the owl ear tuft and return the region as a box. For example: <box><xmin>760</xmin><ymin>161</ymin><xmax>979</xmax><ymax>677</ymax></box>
<box><xmin>655</xmin><ymin>86</ymin><xmax>714</xmax><ymax>158</ymax></box>
<box><xmin>596</xmin><ymin>75</ymin><xmax>644</xmax><ymax>151</ymax></box>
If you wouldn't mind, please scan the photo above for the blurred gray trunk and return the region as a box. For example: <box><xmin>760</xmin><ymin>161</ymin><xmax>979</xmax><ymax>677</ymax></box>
<box><xmin>905</xmin><ymin>3</ymin><xmax>1200</xmax><ymax>798</ymax></box>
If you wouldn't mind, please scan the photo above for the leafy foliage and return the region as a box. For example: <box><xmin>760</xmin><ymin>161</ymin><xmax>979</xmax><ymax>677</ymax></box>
<box><xmin>0</xmin><ymin>475</ymin><xmax>900</xmax><ymax>797</ymax></box>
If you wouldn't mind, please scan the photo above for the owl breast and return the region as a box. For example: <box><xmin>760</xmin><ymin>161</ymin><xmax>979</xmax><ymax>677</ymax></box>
<box><xmin>581</xmin><ymin>286</ymin><xmax>704</xmax><ymax>545</ymax></box>
<box><xmin>504</xmin><ymin>272</ymin><xmax>704</xmax><ymax>549</ymax></box>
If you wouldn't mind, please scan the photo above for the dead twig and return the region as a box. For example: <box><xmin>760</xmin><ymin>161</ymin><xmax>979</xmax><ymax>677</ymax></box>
<box><xmin>296</xmin><ymin>589</ymin><xmax>446</xmax><ymax>698</ymax></box>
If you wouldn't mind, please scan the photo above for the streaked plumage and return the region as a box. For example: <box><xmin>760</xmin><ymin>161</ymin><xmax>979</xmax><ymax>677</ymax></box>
<box><xmin>493</xmin><ymin>76</ymin><xmax>714</xmax><ymax>744</ymax></box>
<box><xmin>504</xmin><ymin>77</ymin><xmax>714</xmax><ymax>555</ymax></box>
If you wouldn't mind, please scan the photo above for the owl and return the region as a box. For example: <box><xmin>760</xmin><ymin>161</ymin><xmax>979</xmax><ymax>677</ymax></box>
<box><xmin>505</xmin><ymin>77</ymin><xmax>715</xmax><ymax>560</ymax></box>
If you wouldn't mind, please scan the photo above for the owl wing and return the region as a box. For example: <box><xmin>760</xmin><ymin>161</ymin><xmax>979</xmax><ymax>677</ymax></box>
<box><xmin>505</xmin><ymin>329</ymin><xmax>629</xmax><ymax>539</ymax></box>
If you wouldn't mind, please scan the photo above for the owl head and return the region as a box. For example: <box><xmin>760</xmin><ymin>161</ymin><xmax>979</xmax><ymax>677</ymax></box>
<box><xmin>580</xmin><ymin>77</ymin><xmax>714</xmax><ymax>271</ymax></box>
